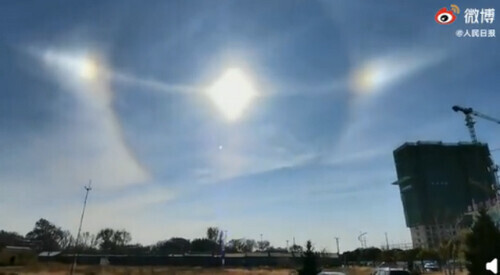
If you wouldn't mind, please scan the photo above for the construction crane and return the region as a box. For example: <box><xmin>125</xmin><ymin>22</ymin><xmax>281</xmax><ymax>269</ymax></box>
<box><xmin>452</xmin><ymin>105</ymin><xmax>500</xmax><ymax>198</ymax></box>
<box><xmin>452</xmin><ymin>105</ymin><xmax>500</xmax><ymax>143</ymax></box>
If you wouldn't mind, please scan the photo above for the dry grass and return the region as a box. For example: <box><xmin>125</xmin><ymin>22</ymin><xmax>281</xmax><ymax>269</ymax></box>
<box><xmin>0</xmin><ymin>265</ymin><xmax>470</xmax><ymax>275</ymax></box>
<box><xmin>0</xmin><ymin>264</ymin><xmax>295</xmax><ymax>275</ymax></box>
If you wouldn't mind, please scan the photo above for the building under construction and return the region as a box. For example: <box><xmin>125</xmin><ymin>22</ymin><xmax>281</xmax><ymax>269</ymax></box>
<box><xmin>392</xmin><ymin>141</ymin><xmax>498</xmax><ymax>249</ymax></box>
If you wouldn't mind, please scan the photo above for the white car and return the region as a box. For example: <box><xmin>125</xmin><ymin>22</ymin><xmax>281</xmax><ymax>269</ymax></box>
<box><xmin>424</xmin><ymin>262</ymin><xmax>440</xmax><ymax>271</ymax></box>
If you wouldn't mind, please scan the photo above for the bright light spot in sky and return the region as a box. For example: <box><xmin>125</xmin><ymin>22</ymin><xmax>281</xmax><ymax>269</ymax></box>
<box><xmin>219</xmin><ymin>145</ymin><xmax>223</xmax><ymax>150</ymax></box>
<box><xmin>351</xmin><ymin>60</ymin><xmax>393</xmax><ymax>95</ymax></box>
<box><xmin>206</xmin><ymin>68</ymin><xmax>257</xmax><ymax>121</ymax></box>
<box><xmin>40</xmin><ymin>49</ymin><xmax>103</xmax><ymax>84</ymax></box>
<box><xmin>350</xmin><ymin>52</ymin><xmax>443</xmax><ymax>96</ymax></box>
<box><xmin>80</xmin><ymin>57</ymin><xmax>99</xmax><ymax>80</ymax></box>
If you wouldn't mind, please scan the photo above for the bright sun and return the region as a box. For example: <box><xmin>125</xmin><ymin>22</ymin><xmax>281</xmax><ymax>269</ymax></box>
<box><xmin>206</xmin><ymin>68</ymin><xmax>257</xmax><ymax>121</ymax></box>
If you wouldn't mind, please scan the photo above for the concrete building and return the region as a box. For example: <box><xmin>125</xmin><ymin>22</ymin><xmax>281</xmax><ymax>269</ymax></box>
<box><xmin>392</xmin><ymin>141</ymin><xmax>498</xmax><ymax>249</ymax></box>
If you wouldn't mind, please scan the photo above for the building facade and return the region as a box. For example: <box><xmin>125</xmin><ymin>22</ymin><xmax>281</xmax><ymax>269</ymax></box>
<box><xmin>392</xmin><ymin>141</ymin><xmax>498</xmax><ymax>249</ymax></box>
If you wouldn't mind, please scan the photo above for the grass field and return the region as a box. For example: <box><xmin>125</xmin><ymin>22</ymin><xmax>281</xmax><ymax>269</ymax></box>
<box><xmin>0</xmin><ymin>264</ymin><xmax>468</xmax><ymax>275</ymax></box>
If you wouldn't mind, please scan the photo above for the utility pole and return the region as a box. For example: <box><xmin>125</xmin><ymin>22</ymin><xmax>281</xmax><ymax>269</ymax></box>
<box><xmin>385</xmin><ymin>232</ymin><xmax>389</xmax><ymax>250</ymax></box>
<box><xmin>286</xmin><ymin>240</ymin><xmax>289</xmax><ymax>251</ymax></box>
<box><xmin>334</xmin><ymin>237</ymin><xmax>340</xmax><ymax>255</ymax></box>
<box><xmin>221</xmin><ymin>230</ymin><xmax>226</xmax><ymax>267</ymax></box>
<box><xmin>260</xmin><ymin>234</ymin><xmax>263</xmax><ymax>251</ymax></box>
<box><xmin>70</xmin><ymin>181</ymin><xmax>92</xmax><ymax>275</ymax></box>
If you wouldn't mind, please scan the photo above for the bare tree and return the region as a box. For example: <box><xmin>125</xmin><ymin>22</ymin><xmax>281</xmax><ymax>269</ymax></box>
<box><xmin>80</xmin><ymin>232</ymin><xmax>91</xmax><ymax>248</ymax></box>
<box><xmin>206</xmin><ymin>227</ymin><xmax>220</xmax><ymax>242</ymax></box>
<box><xmin>257</xmin><ymin>240</ymin><xmax>270</xmax><ymax>251</ymax></box>
<box><xmin>58</xmin><ymin>230</ymin><xmax>74</xmax><ymax>250</ymax></box>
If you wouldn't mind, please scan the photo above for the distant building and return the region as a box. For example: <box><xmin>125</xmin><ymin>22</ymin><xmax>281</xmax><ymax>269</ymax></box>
<box><xmin>0</xmin><ymin>246</ymin><xmax>37</xmax><ymax>265</ymax></box>
<box><xmin>392</xmin><ymin>141</ymin><xmax>498</xmax><ymax>249</ymax></box>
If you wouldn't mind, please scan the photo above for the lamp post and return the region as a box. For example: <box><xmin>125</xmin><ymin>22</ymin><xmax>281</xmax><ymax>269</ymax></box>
<box><xmin>70</xmin><ymin>181</ymin><xmax>92</xmax><ymax>275</ymax></box>
<box><xmin>335</xmin><ymin>237</ymin><xmax>340</xmax><ymax>255</ymax></box>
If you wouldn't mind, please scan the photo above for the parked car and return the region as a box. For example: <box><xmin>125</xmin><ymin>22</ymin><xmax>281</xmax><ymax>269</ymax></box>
<box><xmin>424</xmin><ymin>262</ymin><xmax>440</xmax><ymax>272</ymax></box>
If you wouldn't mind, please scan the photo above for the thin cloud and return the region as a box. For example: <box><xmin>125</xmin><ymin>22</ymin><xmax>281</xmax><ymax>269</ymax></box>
<box><xmin>113</xmin><ymin>72</ymin><xmax>199</xmax><ymax>94</ymax></box>
<box><xmin>29</xmin><ymin>47</ymin><xmax>150</xmax><ymax>188</ymax></box>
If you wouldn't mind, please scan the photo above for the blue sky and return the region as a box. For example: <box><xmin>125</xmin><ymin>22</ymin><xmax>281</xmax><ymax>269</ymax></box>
<box><xmin>0</xmin><ymin>0</ymin><xmax>499</xmax><ymax>252</ymax></box>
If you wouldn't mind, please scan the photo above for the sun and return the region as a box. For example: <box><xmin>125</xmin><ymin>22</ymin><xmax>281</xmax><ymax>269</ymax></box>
<box><xmin>206</xmin><ymin>68</ymin><xmax>257</xmax><ymax>121</ymax></box>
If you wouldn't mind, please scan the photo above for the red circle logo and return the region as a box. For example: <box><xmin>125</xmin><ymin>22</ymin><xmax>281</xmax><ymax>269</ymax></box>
<box><xmin>435</xmin><ymin>7</ymin><xmax>457</xmax><ymax>25</ymax></box>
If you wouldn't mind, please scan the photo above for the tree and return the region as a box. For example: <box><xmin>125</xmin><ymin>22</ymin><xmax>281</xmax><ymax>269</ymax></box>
<box><xmin>291</xmin><ymin>244</ymin><xmax>303</xmax><ymax>253</ymax></box>
<box><xmin>438</xmin><ymin>239</ymin><xmax>460</xmax><ymax>275</ymax></box>
<box><xmin>191</xmin><ymin>238</ymin><xmax>216</xmax><ymax>253</ymax></box>
<box><xmin>465</xmin><ymin>209</ymin><xmax>500</xmax><ymax>275</ymax></box>
<box><xmin>26</xmin><ymin>218</ymin><xmax>65</xmax><ymax>251</ymax></box>
<box><xmin>268</xmin><ymin>247</ymin><xmax>288</xmax><ymax>253</ymax></box>
<box><xmin>341</xmin><ymin>250</ymin><xmax>357</xmax><ymax>264</ymax></box>
<box><xmin>244</xmin><ymin>239</ymin><xmax>256</xmax><ymax>253</ymax></box>
<box><xmin>257</xmin><ymin>240</ymin><xmax>271</xmax><ymax>251</ymax></box>
<box><xmin>153</xmin><ymin>238</ymin><xmax>191</xmax><ymax>254</ymax></box>
<box><xmin>123</xmin><ymin>243</ymin><xmax>150</xmax><ymax>255</ymax></box>
<box><xmin>96</xmin><ymin>228</ymin><xmax>132</xmax><ymax>252</ymax></box>
<box><xmin>80</xmin><ymin>232</ymin><xmax>91</xmax><ymax>248</ymax></box>
<box><xmin>298</xmin><ymin>241</ymin><xmax>321</xmax><ymax>275</ymax></box>
<box><xmin>206</xmin><ymin>227</ymin><xmax>220</xmax><ymax>242</ymax></box>
<box><xmin>224</xmin><ymin>238</ymin><xmax>256</xmax><ymax>253</ymax></box>
<box><xmin>381</xmin><ymin>249</ymin><xmax>396</xmax><ymax>263</ymax></box>
<box><xmin>89</xmin><ymin>233</ymin><xmax>99</xmax><ymax>250</ymax></box>
<box><xmin>96</xmin><ymin>228</ymin><xmax>114</xmax><ymax>251</ymax></box>
<box><xmin>0</xmin><ymin>230</ymin><xmax>26</xmax><ymax>247</ymax></box>
<box><xmin>404</xmin><ymin>248</ymin><xmax>422</xmax><ymax>271</ymax></box>
<box><xmin>362</xmin><ymin>247</ymin><xmax>381</xmax><ymax>262</ymax></box>
<box><xmin>226</xmin><ymin>239</ymin><xmax>245</xmax><ymax>253</ymax></box>
<box><xmin>58</xmin><ymin>230</ymin><xmax>74</xmax><ymax>250</ymax></box>
<box><xmin>112</xmin><ymin>230</ymin><xmax>131</xmax><ymax>247</ymax></box>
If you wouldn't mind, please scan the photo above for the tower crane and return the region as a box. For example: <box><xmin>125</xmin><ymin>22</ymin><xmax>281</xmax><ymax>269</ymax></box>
<box><xmin>452</xmin><ymin>105</ymin><xmax>500</xmax><ymax>143</ymax></box>
<box><xmin>452</xmin><ymin>105</ymin><xmax>500</xmax><ymax>198</ymax></box>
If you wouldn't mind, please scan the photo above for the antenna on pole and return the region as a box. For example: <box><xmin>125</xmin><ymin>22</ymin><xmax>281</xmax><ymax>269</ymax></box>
<box><xmin>70</xmin><ymin>180</ymin><xmax>92</xmax><ymax>275</ymax></box>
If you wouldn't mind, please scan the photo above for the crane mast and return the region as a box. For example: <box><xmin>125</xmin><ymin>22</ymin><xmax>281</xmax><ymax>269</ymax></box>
<box><xmin>452</xmin><ymin>105</ymin><xmax>500</xmax><ymax>197</ymax></box>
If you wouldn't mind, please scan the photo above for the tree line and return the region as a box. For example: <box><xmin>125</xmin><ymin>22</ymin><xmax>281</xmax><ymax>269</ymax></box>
<box><xmin>0</xmin><ymin>222</ymin><xmax>292</xmax><ymax>255</ymax></box>
<box><xmin>1</xmin><ymin>209</ymin><xmax>499</xmax><ymax>275</ymax></box>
